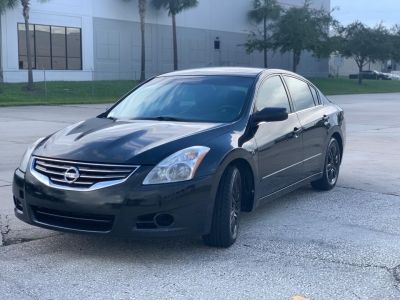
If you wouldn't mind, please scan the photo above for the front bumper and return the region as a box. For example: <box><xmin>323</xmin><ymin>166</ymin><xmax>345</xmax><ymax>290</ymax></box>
<box><xmin>12</xmin><ymin>166</ymin><xmax>216</xmax><ymax>238</ymax></box>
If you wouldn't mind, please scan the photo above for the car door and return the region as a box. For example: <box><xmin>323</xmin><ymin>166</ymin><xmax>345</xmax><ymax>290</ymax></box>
<box><xmin>283</xmin><ymin>76</ymin><xmax>330</xmax><ymax>178</ymax></box>
<box><xmin>253</xmin><ymin>75</ymin><xmax>304</xmax><ymax>197</ymax></box>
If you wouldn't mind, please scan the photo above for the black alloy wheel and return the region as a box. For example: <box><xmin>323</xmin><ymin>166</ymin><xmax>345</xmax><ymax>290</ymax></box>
<box><xmin>203</xmin><ymin>165</ymin><xmax>242</xmax><ymax>247</ymax></box>
<box><xmin>311</xmin><ymin>137</ymin><xmax>341</xmax><ymax>191</ymax></box>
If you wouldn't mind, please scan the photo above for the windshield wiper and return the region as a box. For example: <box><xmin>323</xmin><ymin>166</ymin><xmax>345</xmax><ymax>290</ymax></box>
<box><xmin>104</xmin><ymin>116</ymin><xmax>117</xmax><ymax>121</ymax></box>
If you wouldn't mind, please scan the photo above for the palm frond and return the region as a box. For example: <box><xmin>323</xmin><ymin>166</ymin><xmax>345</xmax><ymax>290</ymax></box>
<box><xmin>152</xmin><ymin>0</ymin><xmax>198</xmax><ymax>15</ymax></box>
<box><xmin>0</xmin><ymin>0</ymin><xmax>18</xmax><ymax>14</ymax></box>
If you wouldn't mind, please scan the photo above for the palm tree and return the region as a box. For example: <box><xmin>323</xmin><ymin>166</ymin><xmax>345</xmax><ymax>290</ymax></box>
<box><xmin>248</xmin><ymin>0</ymin><xmax>281</xmax><ymax>68</ymax></box>
<box><xmin>152</xmin><ymin>0</ymin><xmax>198</xmax><ymax>70</ymax></box>
<box><xmin>123</xmin><ymin>0</ymin><xmax>147</xmax><ymax>82</ymax></box>
<box><xmin>20</xmin><ymin>0</ymin><xmax>34</xmax><ymax>89</ymax></box>
<box><xmin>138</xmin><ymin>0</ymin><xmax>146</xmax><ymax>82</ymax></box>
<box><xmin>0</xmin><ymin>0</ymin><xmax>37</xmax><ymax>90</ymax></box>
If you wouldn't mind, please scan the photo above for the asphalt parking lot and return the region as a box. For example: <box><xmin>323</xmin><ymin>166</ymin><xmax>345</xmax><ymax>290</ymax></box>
<box><xmin>1</xmin><ymin>93</ymin><xmax>400</xmax><ymax>299</ymax></box>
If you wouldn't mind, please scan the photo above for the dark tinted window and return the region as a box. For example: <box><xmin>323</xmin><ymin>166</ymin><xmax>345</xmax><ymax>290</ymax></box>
<box><xmin>66</xmin><ymin>27</ymin><xmax>82</xmax><ymax>70</ymax></box>
<box><xmin>18</xmin><ymin>24</ymin><xmax>35</xmax><ymax>69</ymax></box>
<box><xmin>108</xmin><ymin>76</ymin><xmax>255</xmax><ymax>123</ymax></box>
<box><xmin>256</xmin><ymin>76</ymin><xmax>290</xmax><ymax>113</ymax></box>
<box><xmin>284</xmin><ymin>76</ymin><xmax>315</xmax><ymax>111</ymax></box>
<box><xmin>35</xmin><ymin>25</ymin><xmax>51</xmax><ymax>69</ymax></box>
<box><xmin>17</xmin><ymin>24</ymin><xmax>82</xmax><ymax>70</ymax></box>
<box><xmin>51</xmin><ymin>26</ymin><xmax>67</xmax><ymax>70</ymax></box>
<box><xmin>309</xmin><ymin>85</ymin><xmax>320</xmax><ymax>105</ymax></box>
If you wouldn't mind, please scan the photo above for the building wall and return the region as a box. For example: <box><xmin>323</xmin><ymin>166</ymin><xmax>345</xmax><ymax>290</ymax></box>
<box><xmin>329</xmin><ymin>55</ymin><xmax>387</xmax><ymax>77</ymax></box>
<box><xmin>1</xmin><ymin>0</ymin><xmax>330</xmax><ymax>82</ymax></box>
<box><xmin>92</xmin><ymin>18</ymin><xmax>263</xmax><ymax>80</ymax></box>
<box><xmin>1</xmin><ymin>0</ymin><xmax>93</xmax><ymax>82</ymax></box>
<box><xmin>93</xmin><ymin>17</ymin><xmax>329</xmax><ymax>80</ymax></box>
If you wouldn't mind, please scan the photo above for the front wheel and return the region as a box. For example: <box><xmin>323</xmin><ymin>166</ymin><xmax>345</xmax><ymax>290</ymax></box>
<box><xmin>203</xmin><ymin>166</ymin><xmax>242</xmax><ymax>248</ymax></box>
<box><xmin>311</xmin><ymin>137</ymin><xmax>341</xmax><ymax>191</ymax></box>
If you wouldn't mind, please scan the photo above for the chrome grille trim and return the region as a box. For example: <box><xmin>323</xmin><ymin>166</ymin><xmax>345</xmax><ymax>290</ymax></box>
<box><xmin>30</xmin><ymin>156</ymin><xmax>139</xmax><ymax>191</ymax></box>
<box><xmin>78</xmin><ymin>168</ymin><xmax>132</xmax><ymax>173</ymax></box>
<box><xmin>50</xmin><ymin>177</ymin><xmax>94</xmax><ymax>186</ymax></box>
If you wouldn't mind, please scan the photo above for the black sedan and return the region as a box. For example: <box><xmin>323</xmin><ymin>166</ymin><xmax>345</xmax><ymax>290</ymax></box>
<box><xmin>349</xmin><ymin>70</ymin><xmax>391</xmax><ymax>80</ymax></box>
<box><xmin>13</xmin><ymin>68</ymin><xmax>345</xmax><ymax>247</ymax></box>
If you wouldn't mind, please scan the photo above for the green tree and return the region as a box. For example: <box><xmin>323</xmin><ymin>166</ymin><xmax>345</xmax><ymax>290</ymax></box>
<box><xmin>123</xmin><ymin>0</ymin><xmax>147</xmax><ymax>82</ymax></box>
<box><xmin>0</xmin><ymin>0</ymin><xmax>14</xmax><ymax>12</ymax></box>
<box><xmin>337</xmin><ymin>22</ymin><xmax>391</xmax><ymax>84</ymax></box>
<box><xmin>389</xmin><ymin>25</ymin><xmax>400</xmax><ymax>67</ymax></box>
<box><xmin>0</xmin><ymin>0</ymin><xmax>38</xmax><ymax>89</ymax></box>
<box><xmin>246</xmin><ymin>0</ymin><xmax>282</xmax><ymax>68</ymax></box>
<box><xmin>273</xmin><ymin>0</ymin><xmax>334</xmax><ymax>73</ymax></box>
<box><xmin>152</xmin><ymin>0</ymin><xmax>198</xmax><ymax>70</ymax></box>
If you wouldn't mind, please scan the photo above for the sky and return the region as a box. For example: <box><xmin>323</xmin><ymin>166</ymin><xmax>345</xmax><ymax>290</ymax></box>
<box><xmin>331</xmin><ymin>0</ymin><xmax>399</xmax><ymax>27</ymax></box>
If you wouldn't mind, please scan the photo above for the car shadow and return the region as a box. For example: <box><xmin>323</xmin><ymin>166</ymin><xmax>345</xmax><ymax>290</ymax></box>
<box><xmin>18</xmin><ymin>186</ymin><xmax>318</xmax><ymax>262</ymax></box>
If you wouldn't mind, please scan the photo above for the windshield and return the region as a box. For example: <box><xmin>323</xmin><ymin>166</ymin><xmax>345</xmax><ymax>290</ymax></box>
<box><xmin>107</xmin><ymin>76</ymin><xmax>255</xmax><ymax>123</ymax></box>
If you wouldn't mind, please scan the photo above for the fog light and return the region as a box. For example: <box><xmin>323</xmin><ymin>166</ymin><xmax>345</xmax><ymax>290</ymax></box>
<box><xmin>154</xmin><ymin>214</ymin><xmax>174</xmax><ymax>227</ymax></box>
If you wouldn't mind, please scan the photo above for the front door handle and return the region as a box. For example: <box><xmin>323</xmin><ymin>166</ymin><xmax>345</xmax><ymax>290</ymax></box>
<box><xmin>322</xmin><ymin>114</ymin><xmax>330</xmax><ymax>127</ymax></box>
<box><xmin>292</xmin><ymin>127</ymin><xmax>302</xmax><ymax>138</ymax></box>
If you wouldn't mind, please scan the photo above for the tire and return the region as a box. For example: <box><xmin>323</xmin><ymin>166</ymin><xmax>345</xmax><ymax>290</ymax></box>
<box><xmin>311</xmin><ymin>137</ymin><xmax>341</xmax><ymax>191</ymax></box>
<box><xmin>203</xmin><ymin>165</ymin><xmax>242</xmax><ymax>248</ymax></box>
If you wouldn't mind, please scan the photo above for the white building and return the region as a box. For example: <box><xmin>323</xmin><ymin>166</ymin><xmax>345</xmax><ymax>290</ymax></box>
<box><xmin>329</xmin><ymin>54</ymin><xmax>394</xmax><ymax>77</ymax></box>
<box><xmin>0</xmin><ymin>0</ymin><xmax>330</xmax><ymax>82</ymax></box>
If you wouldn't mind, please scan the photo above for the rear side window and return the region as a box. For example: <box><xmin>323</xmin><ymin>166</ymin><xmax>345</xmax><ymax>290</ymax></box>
<box><xmin>309</xmin><ymin>85</ymin><xmax>320</xmax><ymax>105</ymax></box>
<box><xmin>284</xmin><ymin>76</ymin><xmax>315</xmax><ymax>111</ymax></box>
<box><xmin>255</xmin><ymin>76</ymin><xmax>291</xmax><ymax>113</ymax></box>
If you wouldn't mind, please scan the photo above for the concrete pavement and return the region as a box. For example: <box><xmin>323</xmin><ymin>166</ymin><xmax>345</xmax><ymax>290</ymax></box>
<box><xmin>0</xmin><ymin>94</ymin><xmax>400</xmax><ymax>299</ymax></box>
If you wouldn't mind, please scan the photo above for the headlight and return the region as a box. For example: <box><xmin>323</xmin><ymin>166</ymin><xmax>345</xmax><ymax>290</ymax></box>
<box><xmin>143</xmin><ymin>146</ymin><xmax>210</xmax><ymax>185</ymax></box>
<box><xmin>18</xmin><ymin>137</ymin><xmax>45</xmax><ymax>172</ymax></box>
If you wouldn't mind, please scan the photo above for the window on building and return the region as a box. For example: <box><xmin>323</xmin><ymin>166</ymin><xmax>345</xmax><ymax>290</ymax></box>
<box><xmin>17</xmin><ymin>24</ymin><xmax>35</xmax><ymax>69</ymax></box>
<box><xmin>66</xmin><ymin>27</ymin><xmax>82</xmax><ymax>70</ymax></box>
<box><xmin>18</xmin><ymin>23</ymin><xmax>82</xmax><ymax>70</ymax></box>
<box><xmin>51</xmin><ymin>26</ymin><xmax>67</xmax><ymax>70</ymax></box>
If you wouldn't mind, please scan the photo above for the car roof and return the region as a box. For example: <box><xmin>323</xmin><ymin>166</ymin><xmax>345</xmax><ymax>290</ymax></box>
<box><xmin>158</xmin><ymin>67</ymin><xmax>299</xmax><ymax>78</ymax></box>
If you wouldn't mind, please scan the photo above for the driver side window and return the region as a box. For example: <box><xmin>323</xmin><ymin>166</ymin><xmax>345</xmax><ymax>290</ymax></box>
<box><xmin>256</xmin><ymin>76</ymin><xmax>291</xmax><ymax>113</ymax></box>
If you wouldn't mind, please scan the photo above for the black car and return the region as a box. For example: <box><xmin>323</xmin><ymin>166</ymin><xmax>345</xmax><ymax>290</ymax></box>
<box><xmin>13</xmin><ymin>68</ymin><xmax>345</xmax><ymax>247</ymax></box>
<box><xmin>349</xmin><ymin>70</ymin><xmax>391</xmax><ymax>80</ymax></box>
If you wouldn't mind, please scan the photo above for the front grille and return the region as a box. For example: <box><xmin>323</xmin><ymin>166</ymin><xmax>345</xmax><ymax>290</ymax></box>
<box><xmin>32</xmin><ymin>206</ymin><xmax>114</xmax><ymax>232</ymax></box>
<box><xmin>32</xmin><ymin>157</ymin><xmax>138</xmax><ymax>189</ymax></box>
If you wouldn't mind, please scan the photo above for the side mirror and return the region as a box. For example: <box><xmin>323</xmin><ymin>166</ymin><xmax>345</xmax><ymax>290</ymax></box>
<box><xmin>252</xmin><ymin>107</ymin><xmax>288</xmax><ymax>124</ymax></box>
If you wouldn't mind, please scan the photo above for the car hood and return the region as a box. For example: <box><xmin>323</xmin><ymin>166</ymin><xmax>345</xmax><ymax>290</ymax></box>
<box><xmin>33</xmin><ymin>117</ymin><xmax>225</xmax><ymax>165</ymax></box>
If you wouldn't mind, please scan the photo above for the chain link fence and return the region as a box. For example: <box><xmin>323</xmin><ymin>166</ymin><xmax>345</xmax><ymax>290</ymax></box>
<box><xmin>0</xmin><ymin>70</ymin><xmax>143</xmax><ymax>106</ymax></box>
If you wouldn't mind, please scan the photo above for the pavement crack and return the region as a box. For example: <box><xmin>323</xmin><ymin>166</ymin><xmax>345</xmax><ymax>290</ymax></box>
<box><xmin>337</xmin><ymin>185</ymin><xmax>400</xmax><ymax>197</ymax></box>
<box><xmin>242</xmin><ymin>243</ymin><xmax>390</xmax><ymax>271</ymax></box>
<box><xmin>392</xmin><ymin>265</ymin><xmax>400</xmax><ymax>292</ymax></box>
<box><xmin>1</xmin><ymin>233</ymin><xmax>63</xmax><ymax>247</ymax></box>
<box><xmin>243</xmin><ymin>243</ymin><xmax>400</xmax><ymax>294</ymax></box>
<box><xmin>0</xmin><ymin>215</ymin><xmax>11</xmax><ymax>247</ymax></box>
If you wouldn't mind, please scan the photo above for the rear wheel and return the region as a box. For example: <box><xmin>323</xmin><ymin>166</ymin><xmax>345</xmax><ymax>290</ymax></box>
<box><xmin>203</xmin><ymin>166</ymin><xmax>242</xmax><ymax>248</ymax></box>
<box><xmin>311</xmin><ymin>137</ymin><xmax>341</xmax><ymax>191</ymax></box>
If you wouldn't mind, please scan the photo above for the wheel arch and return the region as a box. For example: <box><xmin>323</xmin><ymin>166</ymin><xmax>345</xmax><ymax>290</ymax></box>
<box><xmin>212</xmin><ymin>149</ymin><xmax>257</xmax><ymax>213</ymax></box>
<box><xmin>331</xmin><ymin>131</ymin><xmax>344</xmax><ymax>161</ymax></box>
<box><xmin>229</xmin><ymin>158</ymin><xmax>255</xmax><ymax>212</ymax></box>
